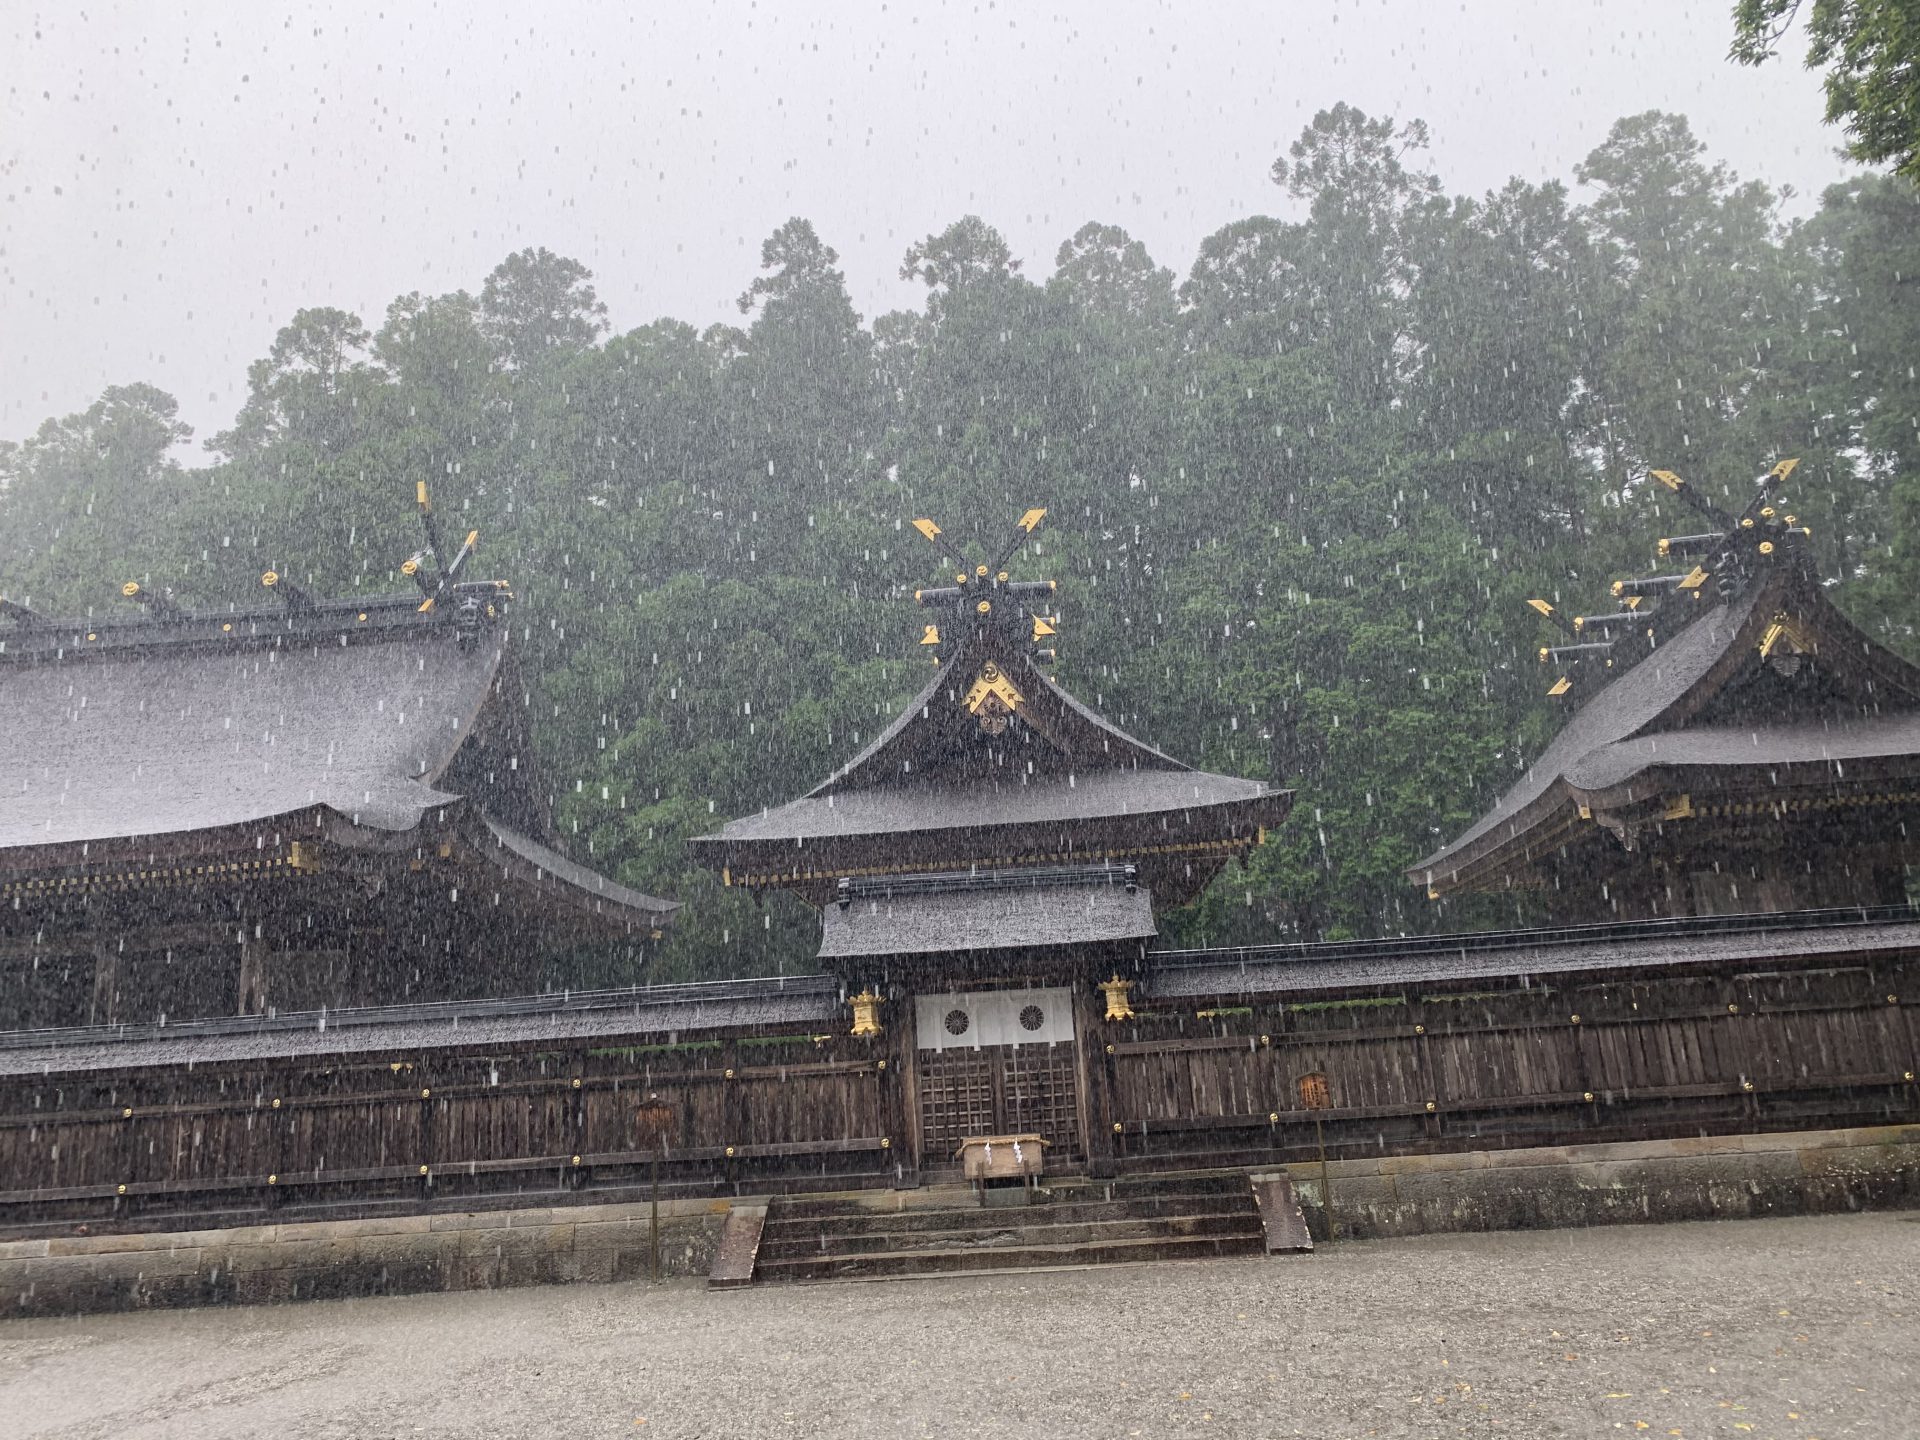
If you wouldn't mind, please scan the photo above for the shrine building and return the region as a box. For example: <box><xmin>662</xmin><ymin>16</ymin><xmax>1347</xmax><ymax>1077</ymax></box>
<box><xmin>0</xmin><ymin>520</ymin><xmax>674</xmax><ymax>1030</ymax></box>
<box><xmin>1413</xmin><ymin>460</ymin><xmax>1920</xmax><ymax>918</ymax></box>
<box><xmin>691</xmin><ymin>508</ymin><xmax>1292</xmax><ymax>1176</ymax></box>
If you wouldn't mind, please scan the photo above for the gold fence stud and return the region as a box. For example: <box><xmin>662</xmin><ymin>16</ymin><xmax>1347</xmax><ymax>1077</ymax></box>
<box><xmin>724</xmin><ymin>1068</ymin><xmax>736</xmax><ymax>1080</ymax></box>
<box><xmin>1414</xmin><ymin>1024</ymin><xmax>1426</xmax><ymax>1035</ymax></box>
<box><xmin>268</xmin><ymin>1174</ymin><xmax>278</xmax><ymax>1185</ymax></box>
<box><xmin>1741</xmin><ymin>1080</ymin><xmax>1755</xmax><ymax>1092</ymax></box>
<box><xmin>122</xmin><ymin>1107</ymin><xmax>133</xmax><ymax>1119</ymax></box>
<box><xmin>572</xmin><ymin>1155</ymin><xmax>582</xmax><ymax>1166</ymax></box>
<box><xmin>1905</xmin><ymin>1071</ymin><xmax>1915</xmax><ymax>1082</ymax></box>
<box><xmin>1583</xmin><ymin>1092</ymin><xmax>1595</xmax><ymax>1103</ymax></box>
<box><xmin>1105</xmin><ymin>1043</ymin><xmax>1116</xmax><ymax>1055</ymax></box>
<box><xmin>877</xmin><ymin>1059</ymin><xmax>888</xmax><ymax>1071</ymax></box>
<box><xmin>1268</xmin><ymin>1112</ymin><xmax>1280</xmax><ymax>1124</ymax></box>
<box><xmin>1259</xmin><ymin>1034</ymin><xmax>1271</xmax><ymax>1047</ymax></box>
<box><xmin>724</xmin><ymin>1146</ymin><xmax>736</xmax><ymax>1158</ymax></box>
<box><xmin>1890</xmin><ymin>995</ymin><xmax>1901</xmax><ymax>1005</ymax></box>
<box><xmin>572</xmin><ymin>1078</ymin><xmax>582</xmax><ymax>1089</ymax></box>
<box><xmin>420</xmin><ymin>1088</ymin><xmax>431</xmax><ymax>1099</ymax></box>
<box><xmin>117</xmin><ymin>1184</ymin><xmax>127</xmax><ymax>1195</ymax></box>
<box><xmin>271</xmin><ymin>1097</ymin><xmax>281</xmax><ymax>1109</ymax></box>
<box><xmin>880</xmin><ymin>1137</ymin><xmax>891</xmax><ymax>1149</ymax></box>
<box><xmin>1728</xmin><ymin>1003</ymin><xmax>1740</xmax><ymax>1014</ymax></box>
<box><xmin>1113</xmin><ymin>1122</ymin><xmax>1124</xmax><ymax>1134</ymax></box>
<box><xmin>1570</xmin><ymin>1014</ymin><xmax>1582</xmax><ymax>1025</ymax></box>
<box><xmin>1425</xmin><ymin>1100</ymin><xmax>1438</xmax><ymax>1113</ymax></box>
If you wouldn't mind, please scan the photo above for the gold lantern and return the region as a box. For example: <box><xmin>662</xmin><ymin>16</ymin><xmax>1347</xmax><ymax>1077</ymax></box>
<box><xmin>1098</xmin><ymin>973</ymin><xmax>1136</xmax><ymax>1022</ymax></box>
<box><xmin>850</xmin><ymin>987</ymin><xmax>883</xmax><ymax>1037</ymax></box>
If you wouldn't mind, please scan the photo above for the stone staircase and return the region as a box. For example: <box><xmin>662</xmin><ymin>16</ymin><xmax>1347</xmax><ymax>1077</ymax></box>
<box><xmin>747</xmin><ymin>1173</ymin><xmax>1272</xmax><ymax>1284</ymax></box>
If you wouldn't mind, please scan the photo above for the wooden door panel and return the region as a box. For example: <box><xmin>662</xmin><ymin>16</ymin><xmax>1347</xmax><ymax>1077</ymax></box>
<box><xmin>918</xmin><ymin>1043</ymin><xmax>1081</xmax><ymax>1162</ymax></box>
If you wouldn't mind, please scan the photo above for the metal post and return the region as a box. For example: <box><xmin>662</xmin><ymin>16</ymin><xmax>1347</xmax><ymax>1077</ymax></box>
<box><xmin>649</xmin><ymin>1148</ymin><xmax>661</xmax><ymax>1284</ymax></box>
<box><xmin>1315</xmin><ymin>1115</ymin><xmax>1333</xmax><ymax>1243</ymax></box>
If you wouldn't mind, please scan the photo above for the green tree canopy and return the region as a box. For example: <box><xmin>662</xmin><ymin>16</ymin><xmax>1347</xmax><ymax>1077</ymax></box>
<box><xmin>1733</xmin><ymin>0</ymin><xmax>1920</xmax><ymax>180</ymax></box>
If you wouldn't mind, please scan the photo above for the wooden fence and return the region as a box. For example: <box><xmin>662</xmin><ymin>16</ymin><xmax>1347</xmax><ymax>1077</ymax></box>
<box><xmin>2</xmin><ymin>942</ymin><xmax>1917</xmax><ymax>1237</ymax></box>
<box><xmin>1104</xmin><ymin>955</ymin><xmax>1920</xmax><ymax>1167</ymax></box>
<box><xmin>0</xmin><ymin>1027</ymin><xmax>905</xmax><ymax>1236</ymax></box>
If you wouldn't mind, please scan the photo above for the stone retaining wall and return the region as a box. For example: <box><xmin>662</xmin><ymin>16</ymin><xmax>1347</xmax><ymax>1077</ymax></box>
<box><xmin>6</xmin><ymin>1124</ymin><xmax>1917</xmax><ymax>1317</ymax></box>
<box><xmin>1</xmin><ymin>1200</ymin><xmax>726</xmax><ymax>1320</ymax></box>
<box><xmin>1269</xmin><ymin>1123</ymin><xmax>1920</xmax><ymax>1240</ymax></box>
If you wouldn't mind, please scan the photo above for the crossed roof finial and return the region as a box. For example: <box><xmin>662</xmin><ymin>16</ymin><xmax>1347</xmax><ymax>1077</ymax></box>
<box><xmin>906</xmin><ymin>507</ymin><xmax>1059</xmax><ymax>665</ymax></box>
<box><xmin>1529</xmin><ymin>460</ymin><xmax>1809</xmax><ymax>700</ymax></box>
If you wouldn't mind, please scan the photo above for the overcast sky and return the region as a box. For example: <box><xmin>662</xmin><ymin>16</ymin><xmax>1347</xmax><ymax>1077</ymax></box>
<box><xmin>3</xmin><ymin>0</ymin><xmax>1854</xmax><ymax>453</ymax></box>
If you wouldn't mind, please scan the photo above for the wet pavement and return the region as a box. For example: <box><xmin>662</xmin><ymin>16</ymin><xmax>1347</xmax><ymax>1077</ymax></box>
<box><xmin>3</xmin><ymin>1212</ymin><xmax>1916</xmax><ymax>1439</ymax></box>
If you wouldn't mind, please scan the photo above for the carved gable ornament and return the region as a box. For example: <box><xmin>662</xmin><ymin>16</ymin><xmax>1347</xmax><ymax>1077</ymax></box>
<box><xmin>963</xmin><ymin>661</ymin><xmax>1024</xmax><ymax>735</ymax></box>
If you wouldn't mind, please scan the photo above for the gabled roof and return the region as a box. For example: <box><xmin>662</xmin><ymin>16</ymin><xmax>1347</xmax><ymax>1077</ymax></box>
<box><xmin>691</xmin><ymin>597</ymin><xmax>1289</xmax><ymax>906</ymax></box>
<box><xmin>0</xmin><ymin>590</ymin><xmax>676</xmax><ymax>928</ymax></box>
<box><xmin>1414</xmin><ymin>529</ymin><xmax>1920</xmax><ymax>895</ymax></box>
<box><xmin>2</xmin><ymin>597</ymin><xmax>501</xmax><ymax>846</ymax></box>
<box><xmin>722</xmin><ymin>760</ymin><xmax>1270</xmax><ymax>846</ymax></box>
<box><xmin>808</xmin><ymin>623</ymin><xmax>1183</xmax><ymax>796</ymax></box>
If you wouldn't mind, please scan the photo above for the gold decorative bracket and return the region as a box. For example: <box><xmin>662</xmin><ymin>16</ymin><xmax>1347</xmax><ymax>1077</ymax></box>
<box><xmin>1758</xmin><ymin>612</ymin><xmax>1815</xmax><ymax>660</ymax></box>
<box><xmin>962</xmin><ymin>662</ymin><xmax>1025</xmax><ymax>718</ymax></box>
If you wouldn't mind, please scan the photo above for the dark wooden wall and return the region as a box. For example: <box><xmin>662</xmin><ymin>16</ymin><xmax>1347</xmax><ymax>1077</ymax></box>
<box><xmin>1099</xmin><ymin>956</ymin><xmax>1920</xmax><ymax>1168</ymax></box>
<box><xmin>0</xmin><ymin>1027</ymin><xmax>907</xmax><ymax>1237</ymax></box>
<box><xmin>2</xmin><ymin>949</ymin><xmax>1916</xmax><ymax>1237</ymax></box>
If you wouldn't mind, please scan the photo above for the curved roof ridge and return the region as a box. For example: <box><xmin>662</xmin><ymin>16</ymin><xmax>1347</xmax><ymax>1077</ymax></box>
<box><xmin>0</xmin><ymin>620</ymin><xmax>508</xmax><ymax>851</ymax></box>
<box><xmin>1411</xmin><ymin>582</ymin><xmax>1761</xmax><ymax>879</ymax></box>
<box><xmin>1412</xmin><ymin>560</ymin><xmax>1920</xmax><ymax>889</ymax></box>
<box><xmin>807</xmin><ymin>624</ymin><xmax>1187</xmax><ymax>798</ymax></box>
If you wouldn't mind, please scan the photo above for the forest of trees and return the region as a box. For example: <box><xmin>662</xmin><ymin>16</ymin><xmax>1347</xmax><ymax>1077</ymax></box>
<box><xmin>5</xmin><ymin>106</ymin><xmax>1919</xmax><ymax>979</ymax></box>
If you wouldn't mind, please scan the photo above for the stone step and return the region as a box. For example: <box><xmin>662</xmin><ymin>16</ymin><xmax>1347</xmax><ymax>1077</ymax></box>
<box><xmin>1076</xmin><ymin>1172</ymin><xmax>1253</xmax><ymax>1198</ymax></box>
<box><xmin>769</xmin><ymin>1172</ymin><xmax>1248</xmax><ymax>1221</ymax></box>
<box><xmin>756</xmin><ymin>1227</ymin><xmax>1268</xmax><ymax>1283</ymax></box>
<box><xmin>760</xmin><ymin>1192</ymin><xmax>1256</xmax><ymax>1239</ymax></box>
<box><xmin>757</xmin><ymin>1209</ymin><xmax>1259</xmax><ymax>1262</ymax></box>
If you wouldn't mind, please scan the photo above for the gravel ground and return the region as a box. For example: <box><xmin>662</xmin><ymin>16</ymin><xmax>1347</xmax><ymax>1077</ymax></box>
<box><xmin>3</xmin><ymin>1213</ymin><xmax>1917</xmax><ymax>1439</ymax></box>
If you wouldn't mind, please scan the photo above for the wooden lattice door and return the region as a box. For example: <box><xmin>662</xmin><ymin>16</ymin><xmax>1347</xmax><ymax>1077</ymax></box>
<box><xmin>917</xmin><ymin>1045</ymin><xmax>1082</xmax><ymax>1163</ymax></box>
<box><xmin>913</xmin><ymin>985</ymin><xmax>1082</xmax><ymax>1165</ymax></box>
<box><xmin>1001</xmin><ymin>1045</ymin><xmax>1081</xmax><ymax>1157</ymax></box>
<box><xmin>918</xmin><ymin>1049</ymin><xmax>998</xmax><ymax>1160</ymax></box>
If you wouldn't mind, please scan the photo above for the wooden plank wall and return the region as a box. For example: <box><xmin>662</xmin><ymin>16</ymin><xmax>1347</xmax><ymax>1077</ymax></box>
<box><xmin>1103</xmin><ymin>956</ymin><xmax>1920</xmax><ymax>1168</ymax></box>
<box><xmin>0</xmin><ymin>1028</ymin><xmax>904</xmax><ymax>1236</ymax></box>
<box><xmin>1</xmin><ymin>949</ymin><xmax>1915</xmax><ymax>1235</ymax></box>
